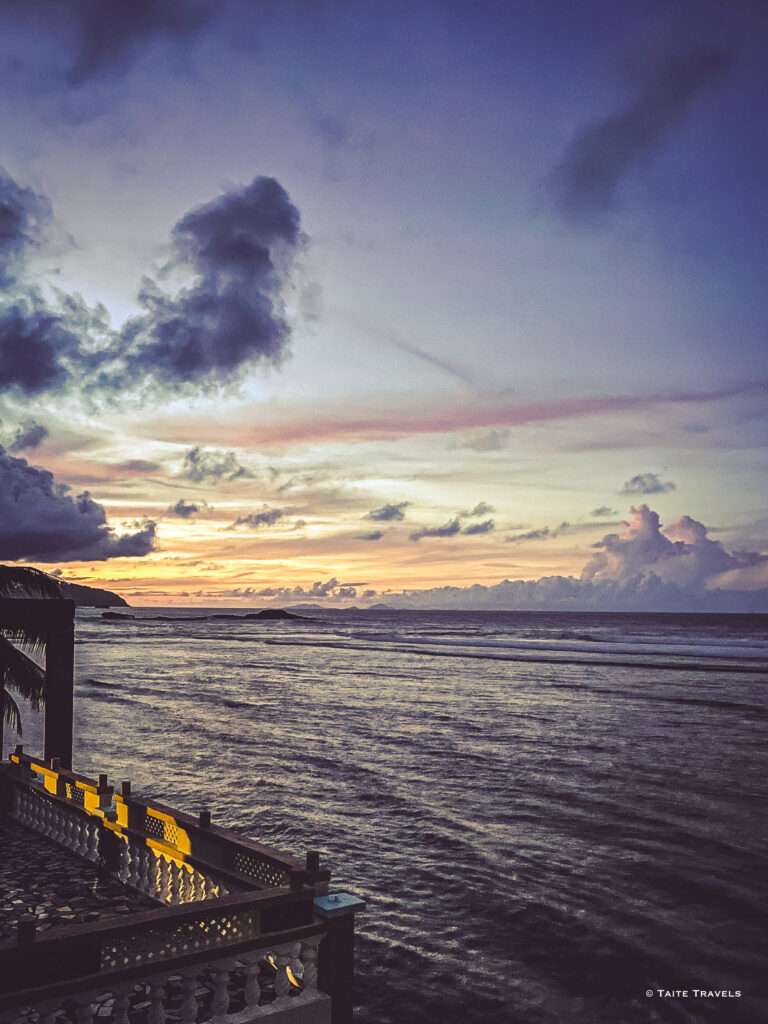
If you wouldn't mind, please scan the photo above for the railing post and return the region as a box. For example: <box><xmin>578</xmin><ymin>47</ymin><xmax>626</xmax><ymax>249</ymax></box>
<box><xmin>315</xmin><ymin>894</ymin><xmax>366</xmax><ymax>1024</ymax></box>
<box><xmin>99</xmin><ymin>820</ymin><xmax>121</xmax><ymax>875</ymax></box>
<box><xmin>305</xmin><ymin>849</ymin><xmax>331</xmax><ymax>895</ymax></box>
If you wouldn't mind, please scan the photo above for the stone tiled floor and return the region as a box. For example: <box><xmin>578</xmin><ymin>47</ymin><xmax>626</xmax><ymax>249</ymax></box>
<box><xmin>0</xmin><ymin>815</ymin><xmax>160</xmax><ymax>941</ymax></box>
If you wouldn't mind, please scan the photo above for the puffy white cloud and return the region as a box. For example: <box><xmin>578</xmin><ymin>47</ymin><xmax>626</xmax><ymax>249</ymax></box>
<box><xmin>582</xmin><ymin>505</ymin><xmax>740</xmax><ymax>589</ymax></box>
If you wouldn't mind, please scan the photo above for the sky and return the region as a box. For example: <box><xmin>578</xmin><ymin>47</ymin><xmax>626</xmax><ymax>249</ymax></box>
<box><xmin>0</xmin><ymin>0</ymin><xmax>767</xmax><ymax>610</ymax></box>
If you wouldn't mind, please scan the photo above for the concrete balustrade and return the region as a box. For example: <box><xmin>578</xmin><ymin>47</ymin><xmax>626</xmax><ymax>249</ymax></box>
<box><xmin>0</xmin><ymin>935</ymin><xmax>331</xmax><ymax>1024</ymax></box>
<box><xmin>0</xmin><ymin>755</ymin><xmax>363</xmax><ymax>1024</ymax></box>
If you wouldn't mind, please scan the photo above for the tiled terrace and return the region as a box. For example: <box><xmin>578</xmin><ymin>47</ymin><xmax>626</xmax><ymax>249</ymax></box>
<box><xmin>0</xmin><ymin>817</ymin><xmax>159</xmax><ymax>942</ymax></box>
<box><xmin>0</xmin><ymin>753</ymin><xmax>362</xmax><ymax>1024</ymax></box>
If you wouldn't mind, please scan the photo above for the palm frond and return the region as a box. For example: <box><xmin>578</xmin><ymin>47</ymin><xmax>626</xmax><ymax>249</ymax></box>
<box><xmin>1</xmin><ymin>686</ymin><xmax>23</xmax><ymax>735</ymax></box>
<box><xmin>0</xmin><ymin>635</ymin><xmax>45</xmax><ymax>708</ymax></box>
<box><xmin>0</xmin><ymin>625</ymin><xmax>47</xmax><ymax>656</ymax></box>
<box><xmin>0</xmin><ymin>565</ymin><xmax>63</xmax><ymax>739</ymax></box>
<box><xmin>0</xmin><ymin>565</ymin><xmax>63</xmax><ymax>600</ymax></box>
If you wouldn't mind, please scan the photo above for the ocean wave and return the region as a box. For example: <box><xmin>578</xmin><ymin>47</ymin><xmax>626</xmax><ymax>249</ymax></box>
<box><xmin>260</xmin><ymin>636</ymin><xmax>768</xmax><ymax>674</ymax></box>
<box><xmin>65</xmin><ymin>607</ymin><xmax>768</xmax><ymax>1024</ymax></box>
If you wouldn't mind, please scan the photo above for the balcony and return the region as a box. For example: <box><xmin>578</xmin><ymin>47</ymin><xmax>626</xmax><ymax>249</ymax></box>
<box><xmin>0</xmin><ymin>752</ymin><xmax>364</xmax><ymax>1024</ymax></box>
<box><xmin>0</xmin><ymin>594</ymin><xmax>364</xmax><ymax>1024</ymax></box>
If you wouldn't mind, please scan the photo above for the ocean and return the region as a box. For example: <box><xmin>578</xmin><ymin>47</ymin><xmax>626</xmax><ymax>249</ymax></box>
<box><xmin>10</xmin><ymin>608</ymin><xmax>768</xmax><ymax>1024</ymax></box>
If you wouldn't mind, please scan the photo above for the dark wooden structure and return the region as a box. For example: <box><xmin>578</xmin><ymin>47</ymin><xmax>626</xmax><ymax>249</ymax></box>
<box><xmin>0</xmin><ymin>598</ymin><xmax>75</xmax><ymax>769</ymax></box>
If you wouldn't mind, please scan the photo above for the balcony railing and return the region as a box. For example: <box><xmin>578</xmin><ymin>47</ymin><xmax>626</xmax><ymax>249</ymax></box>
<box><xmin>0</xmin><ymin>752</ymin><xmax>363</xmax><ymax>1024</ymax></box>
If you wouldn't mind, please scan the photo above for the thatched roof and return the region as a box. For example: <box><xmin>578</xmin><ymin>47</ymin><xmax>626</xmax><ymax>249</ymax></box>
<box><xmin>0</xmin><ymin>566</ymin><xmax>67</xmax><ymax>648</ymax></box>
<box><xmin>0</xmin><ymin>565</ymin><xmax>63</xmax><ymax>601</ymax></box>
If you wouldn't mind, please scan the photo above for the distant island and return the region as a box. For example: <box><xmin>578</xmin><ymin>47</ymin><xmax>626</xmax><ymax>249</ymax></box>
<box><xmin>239</xmin><ymin>608</ymin><xmax>308</xmax><ymax>620</ymax></box>
<box><xmin>101</xmin><ymin>608</ymin><xmax>311</xmax><ymax>622</ymax></box>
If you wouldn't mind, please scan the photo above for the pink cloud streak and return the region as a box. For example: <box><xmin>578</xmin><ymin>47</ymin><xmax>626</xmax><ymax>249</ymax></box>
<box><xmin>144</xmin><ymin>378</ymin><xmax>768</xmax><ymax>448</ymax></box>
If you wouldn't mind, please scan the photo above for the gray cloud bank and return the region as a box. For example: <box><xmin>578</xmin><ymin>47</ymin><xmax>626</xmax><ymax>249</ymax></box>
<box><xmin>0</xmin><ymin>446</ymin><xmax>156</xmax><ymax>561</ymax></box>
<box><xmin>385</xmin><ymin>506</ymin><xmax>768</xmax><ymax>612</ymax></box>
<box><xmin>255</xmin><ymin>577</ymin><xmax>346</xmax><ymax>601</ymax></box>
<box><xmin>0</xmin><ymin>169</ymin><xmax>302</xmax><ymax>403</ymax></box>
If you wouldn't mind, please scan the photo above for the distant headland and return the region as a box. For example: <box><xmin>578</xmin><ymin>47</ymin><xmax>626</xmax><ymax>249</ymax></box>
<box><xmin>58</xmin><ymin>580</ymin><xmax>129</xmax><ymax>607</ymax></box>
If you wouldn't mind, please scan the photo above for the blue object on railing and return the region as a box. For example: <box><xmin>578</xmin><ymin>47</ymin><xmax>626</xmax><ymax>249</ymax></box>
<box><xmin>314</xmin><ymin>893</ymin><xmax>366</xmax><ymax>918</ymax></box>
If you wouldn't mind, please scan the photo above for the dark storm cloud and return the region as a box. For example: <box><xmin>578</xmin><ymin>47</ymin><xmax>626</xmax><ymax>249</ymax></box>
<box><xmin>0</xmin><ymin>170</ymin><xmax>83</xmax><ymax>395</ymax></box>
<box><xmin>180</xmin><ymin>447</ymin><xmax>252</xmax><ymax>484</ymax></box>
<box><xmin>2</xmin><ymin>0</ymin><xmax>213</xmax><ymax>85</ymax></box>
<box><xmin>551</xmin><ymin>47</ymin><xmax>733</xmax><ymax>217</ymax></box>
<box><xmin>357</xmin><ymin>530</ymin><xmax>384</xmax><ymax>541</ymax></box>
<box><xmin>365</xmin><ymin>501</ymin><xmax>410</xmax><ymax>522</ymax></box>
<box><xmin>8</xmin><ymin>419</ymin><xmax>48</xmax><ymax>453</ymax></box>
<box><xmin>1</xmin><ymin>170</ymin><xmax>303</xmax><ymax>402</ymax></box>
<box><xmin>409</xmin><ymin>517</ymin><xmax>461</xmax><ymax>542</ymax></box>
<box><xmin>0</xmin><ymin>169</ymin><xmax>51</xmax><ymax>285</ymax></box>
<box><xmin>229</xmin><ymin>506</ymin><xmax>284</xmax><ymax>529</ymax></box>
<box><xmin>621</xmin><ymin>472</ymin><xmax>676</xmax><ymax>495</ymax></box>
<box><xmin>0</xmin><ymin>445</ymin><xmax>156</xmax><ymax>561</ymax></box>
<box><xmin>463</xmin><ymin>519</ymin><xmax>495</xmax><ymax>535</ymax></box>
<box><xmin>0</xmin><ymin>296</ymin><xmax>84</xmax><ymax>395</ymax></box>
<box><xmin>116</xmin><ymin>177</ymin><xmax>302</xmax><ymax>391</ymax></box>
<box><xmin>167</xmin><ymin>498</ymin><xmax>203</xmax><ymax>519</ymax></box>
